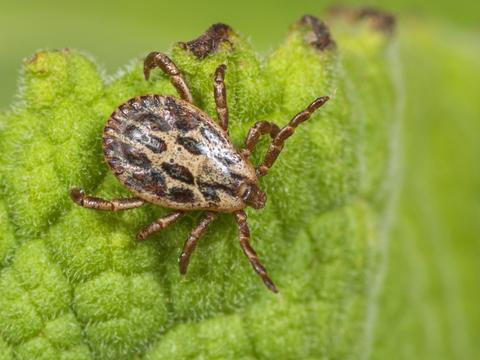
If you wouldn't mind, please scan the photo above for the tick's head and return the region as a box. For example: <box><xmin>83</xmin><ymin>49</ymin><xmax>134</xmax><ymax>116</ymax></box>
<box><xmin>238</xmin><ymin>182</ymin><xmax>266</xmax><ymax>209</ymax></box>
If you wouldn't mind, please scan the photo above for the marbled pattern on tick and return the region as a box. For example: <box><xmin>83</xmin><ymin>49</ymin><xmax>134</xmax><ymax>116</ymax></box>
<box><xmin>103</xmin><ymin>94</ymin><xmax>256</xmax><ymax>211</ymax></box>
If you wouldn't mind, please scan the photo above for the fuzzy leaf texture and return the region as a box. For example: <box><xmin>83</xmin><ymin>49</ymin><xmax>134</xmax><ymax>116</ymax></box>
<box><xmin>0</xmin><ymin>12</ymin><xmax>399</xmax><ymax>359</ymax></box>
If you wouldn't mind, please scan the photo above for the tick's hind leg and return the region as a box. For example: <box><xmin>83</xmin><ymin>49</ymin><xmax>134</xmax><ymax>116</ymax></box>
<box><xmin>137</xmin><ymin>211</ymin><xmax>185</xmax><ymax>241</ymax></box>
<box><xmin>179</xmin><ymin>212</ymin><xmax>218</xmax><ymax>275</ymax></box>
<box><xmin>256</xmin><ymin>96</ymin><xmax>330</xmax><ymax>177</ymax></box>
<box><xmin>241</xmin><ymin>121</ymin><xmax>280</xmax><ymax>158</ymax></box>
<box><xmin>213</xmin><ymin>64</ymin><xmax>229</xmax><ymax>132</ymax></box>
<box><xmin>70</xmin><ymin>187</ymin><xmax>145</xmax><ymax>211</ymax></box>
<box><xmin>144</xmin><ymin>52</ymin><xmax>193</xmax><ymax>103</ymax></box>
<box><xmin>234</xmin><ymin>210</ymin><xmax>278</xmax><ymax>293</ymax></box>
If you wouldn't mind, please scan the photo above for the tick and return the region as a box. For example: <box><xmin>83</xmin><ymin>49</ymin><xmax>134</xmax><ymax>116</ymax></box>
<box><xmin>70</xmin><ymin>52</ymin><xmax>329</xmax><ymax>292</ymax></box>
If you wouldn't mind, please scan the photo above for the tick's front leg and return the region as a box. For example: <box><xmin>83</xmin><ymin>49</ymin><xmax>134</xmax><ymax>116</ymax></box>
<box><xmin>234</xmin><ymin>210</ymin><xmax>278</xmax><ymax>293</ymax></box>
<box><xmin>241</xmin><ymin>121</ymin><xmax>280</xmax><ymax>158</ymax></box>
<box><xmin>256</xmin><ymin>96</ymin><xmax>330</xmax><ymax>177</ymax></box>
<box><xmin>70</xmin><ymin>187</ymin><xmax>145</xmax><ymax>211</ymax></box>
<box><xmin>144</xmin><ymin>52</ymin><xmax>193</xmax><ymax>103</ymax></box>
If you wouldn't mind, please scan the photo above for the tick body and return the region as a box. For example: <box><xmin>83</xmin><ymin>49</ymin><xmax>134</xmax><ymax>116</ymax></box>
<box><xmin>71</xmin><ymin>51</ymin><xmax>330</xmax><ymax>293</ymax></box>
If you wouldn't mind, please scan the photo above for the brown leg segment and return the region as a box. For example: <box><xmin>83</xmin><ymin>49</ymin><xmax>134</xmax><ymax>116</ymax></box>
<box><xmin>241</xmin><ymin>121</ymin><xmax>281</xmax><ymax>158</ymax></box>
<box><xmin>256</xmin><ymin>96</ymin><xmax>330</xmax><ymax>177</ymax></box>
<box><xmin>234</xmin><ymin>210</ymin><xmax>278</xmax><ymax>293</ymax></box>
<box><xmin>144</xmin><ymin>52</ymin><xmax>194</xmax><ymax>103</ymax></box>
<box><xmin>179</xmin><ymin>212</ymin><xmax>218</xmax><ymax>275</ymax></box>
<box><xmin>213</xmin><ymin>64</ymin><xmax>229</xmax><ymax>132</ymax></box>
<box><xmin>137</xmin><ymin>211</ymin><xmax>185</xmax><ymax>241</ymax></box>
<box><xmin>70</xmin><ymin>187</ymin><xmax>144</xmax><ymax>211</ymax></box>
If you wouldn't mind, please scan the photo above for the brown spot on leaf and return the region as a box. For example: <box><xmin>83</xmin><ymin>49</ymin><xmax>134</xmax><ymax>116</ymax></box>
<box><xmin>329</xmin><ymin>6</ymin><xmax>396</xmax><ymax>34</ymax></box>
<box><xmin>26</xmin><ymin>53</ymin><xmax>40</xmax><ymax>65</ymax></box>
<box><xmin>24</xmin><ymin>51</ymin><xmax>48</xmax><ymax>74</ymax></box>
<box><xmin>298</xmin><ymin>15</ymin><xmax>336</xmax><ymax>51</ymax></box>
<box><xmin>178</xmin><ymin>23</ymin><xmax>234</xmax><ymax>59</ymax></box>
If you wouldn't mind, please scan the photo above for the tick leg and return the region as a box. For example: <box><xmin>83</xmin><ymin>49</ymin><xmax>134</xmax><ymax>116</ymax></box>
<box><xmin>70</xmin><ymin>187</ymin><xmax>144</xmax><ymax>211</ymax></box>
<box><xmin>179</xmin><ymin>212</ymin><xmax>217</xmax><ymax>275</ymax></box>
<box><xmin>256</xmin><ymin>96</ymin><xmax>330</xmax><ymax>177</ymax></box>
<box><xmin>241</xmin><ymin>121</ymin><xmax>281</xmax><ymax>158</ymax></box>
<box><xmin>137</xmin><ymin>211</ymin><xmax>185</xmax><ymax>241</ymax></box>
<box><xmin>234</xmin><ymin>210</ymin><xmax>278</xmax><ymax>293</ymax></box>
<box><xmin>213</xmin><ymin>64</ymin><xmax>229</xmax><ymax>132</ymax></box>
<box><xmin>144</xmin><ymin>52</ymin><xmax>193</xmax><ymax>103</ymax></box>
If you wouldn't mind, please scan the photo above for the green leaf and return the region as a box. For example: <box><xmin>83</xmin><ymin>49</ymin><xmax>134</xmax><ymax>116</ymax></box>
<box><xmin>0</xmin><ymin>13</ymin><xmax>399</xmax><ymax>359</ymax></box>
<box><xmin>371</xmin><ymin>20</ymin><xmax>480</xmax><ymax>360</ymax></box>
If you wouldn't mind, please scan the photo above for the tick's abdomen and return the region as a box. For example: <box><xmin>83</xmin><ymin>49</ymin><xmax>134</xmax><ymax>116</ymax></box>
<box><xmin>103</xmin><ymin>95</ymin><xmax>256</xmax><ymax>211</ymax></box>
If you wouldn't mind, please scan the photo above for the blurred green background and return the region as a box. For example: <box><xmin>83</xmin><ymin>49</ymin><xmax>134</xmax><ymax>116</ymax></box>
<box><xmin>1</xmin><ymin>0</ymin><xmax>478</xmax><ymax>359</ymax></box>
<box><xmin>1</xmin><ymin>0</ymin><xmax>479</xmax><ymax>109</ymax></box>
